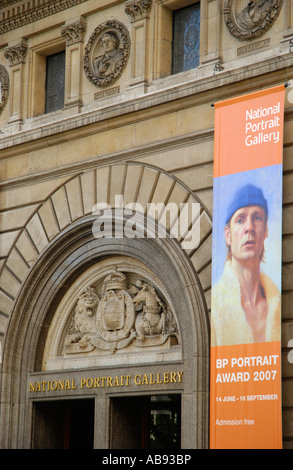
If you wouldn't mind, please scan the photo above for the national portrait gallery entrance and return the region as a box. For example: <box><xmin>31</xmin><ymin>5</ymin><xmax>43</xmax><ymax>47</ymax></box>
<box><xmin>32</xmin><ymin>394</ymin><xmax>181</xmax><ymax>449</ymax></box>
<box><xmin>24</xmin><ymin>242</ymin><xmax>208</xmax><ymax>449</ymax></box>
<box><xmin>0</xmin><ymin>165</ymin><xmax>211</xmax><ymax>449</ymax></box>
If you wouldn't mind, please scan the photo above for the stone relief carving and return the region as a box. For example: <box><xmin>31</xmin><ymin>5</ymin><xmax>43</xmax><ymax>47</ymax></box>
<box><xmin>4</xmin><ymin>42</ymin><xmax>28</xmax><ymax>65</ymax></box>
<box><xmin>64</xmin><ymin>268</ymin><xmax>178</xmax><ymax>354</ymax></box>
<box><xmin>0</xmin><ymin>65</ymin><xmax>9</xmax><ymax>115</ymax></box>
<box><xmin>64</xmin><ymin>286</ymin><xmax>99</xmax><ymax>349</ymax></box>
<box><xmin>83</xmin><ymin>20</ymin><xmax>130</xmax><ymax>88</ymax></box>
<box><xmin>224</xmin><ymin>0</ymin><xmax>283</xmax><ymax>41</ymax></box>
<box><xmin>61</xmin><ymin>19</ymin><xmax>86</xmax><ymax>45</ymax></box>
<box><xmin>125</xmin><ymin>0</ymin><xmax>152</xmax><ymax>22</ymax></box>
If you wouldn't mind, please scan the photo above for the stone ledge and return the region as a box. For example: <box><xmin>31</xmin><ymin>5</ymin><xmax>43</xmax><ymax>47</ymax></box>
<box><xmin>1</xmin><ymin>52</ymin><xmax>293</xmax><ymax>154</ymax></box>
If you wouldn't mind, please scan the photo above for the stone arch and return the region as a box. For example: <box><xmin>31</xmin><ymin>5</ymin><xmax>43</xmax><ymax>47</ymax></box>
<box><xmin>0</xmin><ymin>162</ymin><xmax>212</xmax><ymax>340</ymax></box>
<box><xmin>0</xmin><ymin>162</ymin><xmax>212</xmax><ymax>448</ymax></box>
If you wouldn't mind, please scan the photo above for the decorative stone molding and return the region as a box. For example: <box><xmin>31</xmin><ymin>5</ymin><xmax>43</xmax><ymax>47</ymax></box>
<box><xmin>125</xmin><ymin>0</ymin><xmax>152</xmax><ymax>22</ymax></box>
<box><xmin>213</xmin><ymin>61</ymin><xmax>224</xmax><ymax>73</ymax></box>
<box><xmin>224</xmin><ymin>0</ymin><xmax>284</xmax><ymax>41</ymax></box>
<box><xmin>84</xmin><ymin>20</ymin><xmax>130</xmax><ymax>88</ymax></box>
<box><xmin>0</xmin><ymin>65</ymin><xmax>9</xmax><ymax>115</ymax></box>
<box><xmin>61</xmin><ymin>19</ymin><xmax>86</xmax><ymax>45</ymax></box>
<box><xmin>63</xmin><ymin>267</ymin><xmax>178</xmax><ymax>355</ymax></box>
<box><xmin>0</xmin><ymin>0</ymin><xmax>89</xmax><ymax>33</ymax></box>
<box><xmin>4</xmin><ymin>42</ymin><xmax>27</xmax><ymax>66</ymax></box>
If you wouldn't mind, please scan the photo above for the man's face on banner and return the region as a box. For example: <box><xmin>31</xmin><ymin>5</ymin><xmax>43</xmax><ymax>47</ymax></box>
<box><xmin>225</xmin><ymin>205</ymin><xmax>268</xmax><ymax>264</ymax></box>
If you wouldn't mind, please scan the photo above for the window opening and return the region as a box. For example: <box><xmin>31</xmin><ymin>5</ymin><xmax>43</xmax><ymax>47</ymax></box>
<box><xmin>45</xmin><ymin>51</ymin><xmax>65</xmax><ymax>113</ymax></box>
<box><xmin>172</xmin><ymin>3</ymin><xmax>200</xmax><ymax>74</ymax></box>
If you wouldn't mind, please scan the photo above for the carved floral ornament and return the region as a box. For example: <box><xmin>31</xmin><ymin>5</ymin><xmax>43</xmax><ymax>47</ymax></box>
<box><xmin>0</xmin><ymin>65</ymin><xmax>9</xmax><ymax>115</ymax></box>
<box><xmin>224</xmin><ymin>0</ymin><xmax>284</xmax><ymax>41</ymax></box>
<box><xmin>125</xmin><ymin>0</ymin><xmax>152</xmax><ymax>22</ymax></box>
<box><xmin>83</xmin><ymin>20</ymin><xmax>131</xmax><ymax>88</ymax></box>
<box><xmin>4</xmin><ymin>42</ymin><xmax>27</xmax><ymax>65</ymax></box>
<box><xmin>63</xmin><ymin>268</ymin><xmax>179</xmax><ymax>355</ymax></box>
<box><xmin>61</xmin><ymin>19</ymin><xmax>86</xmax><ymax>45</ymax></box>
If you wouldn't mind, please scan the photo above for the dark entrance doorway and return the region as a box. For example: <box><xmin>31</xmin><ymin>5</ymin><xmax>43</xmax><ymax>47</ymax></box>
<box><xmin>110</xmin><ymin>394</ymin><xmax>181</xmax><ymax>449</ymax></box>
<box><xmin>32</xmin><ymin>398</ymin><xmax>95</xmax><ymax>449</ymax></box>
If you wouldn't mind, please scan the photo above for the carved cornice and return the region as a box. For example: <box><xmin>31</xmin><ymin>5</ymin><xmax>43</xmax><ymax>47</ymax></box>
<box><xmin>61</xmin><ymin>19</ymin><xmax>86</xmax><ymax>45</ymax></box>
<box><xmin>125</xmin><ymin>0</ymin><xmax>152</xmax><ymax>22</ymax></box>
<box><xmin>4</xmin><ymin>42</ymin><xmax>27</xmax><ymax>65</ymax></box>
<box><xmin>0</xmin><ymin>0</ymin><xmax>89</xmax><ymax>34</ymax></box>
<box><xmin>0</xmin><ymin>0</ymin><xmax>20</xmax><ymax>6</ymax></box>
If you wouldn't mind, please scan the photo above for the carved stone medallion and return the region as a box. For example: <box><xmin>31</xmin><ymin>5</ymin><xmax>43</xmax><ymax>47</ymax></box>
<box><xmin>224</xmin><ymin>0</ymin><xmax>283</xmax><ymax>41</ymax></box>
<box><xmin>0</xmin><ymin>65</ymin><xmax>9</xmax><ymax>115</ymax></box>
<box><xmin>83</xmin><ymin>20</ymin><xmax>130</xmax><ymax>88</ymax></box>
<box><xmin>63</xmin><ymin>268</ymin><xmax>178</xmax><ymax>355</ymax></box>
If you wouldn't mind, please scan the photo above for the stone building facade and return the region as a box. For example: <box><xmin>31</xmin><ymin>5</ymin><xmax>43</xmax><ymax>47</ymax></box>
<box><xmin>0</xmin><ymin>0</ymin><xmax>292</xmax><ymax>449</ymax></box>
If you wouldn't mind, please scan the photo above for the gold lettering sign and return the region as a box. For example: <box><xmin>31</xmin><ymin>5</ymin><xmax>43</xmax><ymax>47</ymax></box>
<box><xmin>28</xmin><ymin>371</ymin><xmax>183</xmax><ymax>393</ymax></box>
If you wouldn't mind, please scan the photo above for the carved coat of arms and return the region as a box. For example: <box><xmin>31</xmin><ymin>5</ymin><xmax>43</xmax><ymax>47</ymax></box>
<box><xmin>64</xmin><ymin>268</ymin><xmax>178</xmax><ymax>354</ymax></box>
<box><xmin>224</xmin><ymin>0</ymin><xmax>283</xmax><ymax>41</ymax></box>
<box><xmin>94</xmin><ymin>270</ymin><xmax>136</xmax><ymax>349</ymax></box>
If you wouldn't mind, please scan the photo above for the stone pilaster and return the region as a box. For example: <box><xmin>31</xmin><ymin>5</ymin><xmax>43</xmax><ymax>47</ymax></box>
<box><xmin>4</xmin><ymin>40</ymin><xmax>27</xmax><ymax>129</ymax></box>
<box><xmin>61</xmin><ymin>17</ymin><xmax>86</xmax><ymax>111</ymax></box>
<box><xmin>125</xmin><ymin>0</ymin><xmax>152</xmax><ymax>94</ymax></box>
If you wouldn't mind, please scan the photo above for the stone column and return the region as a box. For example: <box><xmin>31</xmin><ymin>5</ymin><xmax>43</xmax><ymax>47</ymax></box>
<box><xmin>61</xmin><ymin>17</ymin><xmax>86</xmax><ymax>112</ymax></box>
<box><xmin>125</xmin><ymin>0</ymin><xmax>152</xmax><ymax>94</ymax></box>
<box><xmin>4</xmin><ymin>39</ymin><xmax>27</xmax><ymax>130</ymax></box>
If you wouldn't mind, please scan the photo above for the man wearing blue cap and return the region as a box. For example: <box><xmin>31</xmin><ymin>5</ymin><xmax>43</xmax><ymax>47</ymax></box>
<box><xmin>211</xmin><ymin>184</ymin><xmax>281</xmax><ymax>346</ymax></box>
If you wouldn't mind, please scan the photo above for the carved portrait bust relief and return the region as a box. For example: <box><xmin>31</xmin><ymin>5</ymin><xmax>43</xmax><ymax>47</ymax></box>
<box><xmin>0</xmin><ymin>65</ymin><xmax>9</xmax><ymax>116</ymax></box>
<box><xmin>83</xmin><ymin>20</ymin><xmax>130</xmax><ymax>88</ymax></box>
<box><xmin>224</xmin><ymin>0</ymin><xmax>284</xmax><ymax>41</ymax></box>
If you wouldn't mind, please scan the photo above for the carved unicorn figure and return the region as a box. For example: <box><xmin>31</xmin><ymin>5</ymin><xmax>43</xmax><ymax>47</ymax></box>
<box><xmin>132</xmin><ymin>282</ymin><xmax>166</xmax><ymax>340</ymax></box>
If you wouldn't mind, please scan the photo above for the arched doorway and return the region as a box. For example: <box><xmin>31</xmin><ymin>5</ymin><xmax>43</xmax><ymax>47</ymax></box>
<box><xmin>0</xmin><ymin>163</ymin><xmax>211</xmax><ymax>449</ymax></box>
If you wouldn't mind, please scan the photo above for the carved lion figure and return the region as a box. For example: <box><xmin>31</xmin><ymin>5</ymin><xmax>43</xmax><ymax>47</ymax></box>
<box><xmin>64</xmin><ymin>286</ymin><xmax>99</xmax><ymax>349</ymax></box>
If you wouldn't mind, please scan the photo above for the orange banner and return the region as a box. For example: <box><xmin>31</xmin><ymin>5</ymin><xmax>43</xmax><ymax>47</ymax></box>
<box><xmin>213</xmin><ymin>85</ymin><xmax>284</xmax><ymax>177</ymax></box>
<box><xmin>210</xmin><ymin>85</ymin><xmax>285</xmax><ymax>449</ymax></box>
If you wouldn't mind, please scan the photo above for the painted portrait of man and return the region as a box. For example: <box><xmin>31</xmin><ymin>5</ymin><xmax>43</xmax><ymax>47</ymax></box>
<box><xmin>211</xmin><ymin>180</ymin><xmax>281</xmax><ymax>346</ymax></box>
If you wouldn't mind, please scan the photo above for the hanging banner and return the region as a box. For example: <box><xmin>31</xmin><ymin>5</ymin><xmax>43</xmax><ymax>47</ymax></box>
<box><xmin>210</xmin><ymin>85</ymin><xmax>285</xmax><ymax>449</ymax></box>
